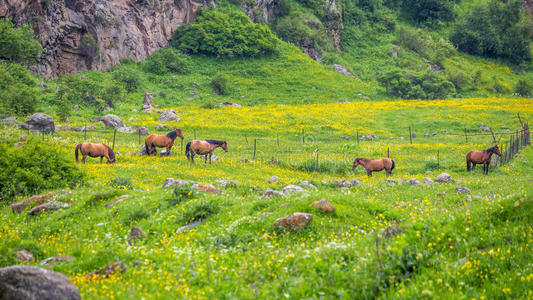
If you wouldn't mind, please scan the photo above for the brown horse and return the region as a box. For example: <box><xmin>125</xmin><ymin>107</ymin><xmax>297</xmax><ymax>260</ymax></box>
<box><xmin>75</xmin><ymin>142</ymin><xmax>116</xmax><ymax>163</ymax></box>
<box><xmin>466</xmin><ymin>145</ymin><xmax>501</xmax><ymax>174</ymax></box>
<box><xmin>185</xmin><ymin>140</ymin><xmax>228</xmax><ymax>163</ymax></box>
<box><xmin>352</xmin><ymin>158</ymin><xmax>395</xmax><ymax>176</ymax></box>
<box><xmin>145</xmin><ymin>127</ymin><xmax>184</xmax><ymax>156</ymax></box>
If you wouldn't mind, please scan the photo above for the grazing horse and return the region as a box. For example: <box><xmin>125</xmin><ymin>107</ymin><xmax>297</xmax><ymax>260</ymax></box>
<box><xmin>352</xmin><ymin>158</ymin><xmax>395</xmax><ymax>177</ymax></box>
<box><xmin>185</xmin><ymin>140</ymin><xmax>228</xmax><ymax>163</ymax></box>
<box><xmin>466</xmin><ymin>145</ymin><xmax>501</xmax><ymax>174</ymax></box>
<box><xmin>145</xmin><ymin>127</ymin><xmax>184</xmax><ymax>156</ymax></box>
<box><xmin>75</xmin><ymin>142</ymin><xmax>116</xmax><ymax>164</ymax></box>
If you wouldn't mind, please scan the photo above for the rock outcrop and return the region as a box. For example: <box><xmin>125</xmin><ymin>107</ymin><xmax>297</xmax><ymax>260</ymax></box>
<box><xmin>21</xmin><ymin>113</ymin><xmax>55</xmax><ymax>132</ymax></box>
<box><xmin>2</xmin><ymin>0</ymin><xmax>208</xmax><ymax>77</ymax></box>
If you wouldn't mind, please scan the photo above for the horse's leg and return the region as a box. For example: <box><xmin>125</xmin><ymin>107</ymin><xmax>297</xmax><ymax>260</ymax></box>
<box><xmin>367</xmin><ymin>170</ymin><xmax>372</xmax><ymax>177</ymax></box>
<box><xmin>82</xmin><ymin>154</ymin><xmax>87</xmax><ymax>164</ymax></box>
<box><xmin>204</xmin><ymin>155</ymin><xmax>208</xmax><ymax>164</ymax></box>
<box><xmin>191</xmin><ymin>153</ymin><xmax>195</xmax><ymax>163</ymax></box>
<box><xmin>100</xmin><ymin>156</ymin><xmax>103</xmax><ymax>163</ymax></box>
<box><xmin>209</xmin><ymin>153</ymin><xmax>212</xmax><ymax>164</ymax></box>
<box><xmin>472</xmin><ymin>163</ymin><xmax>476</xmax><ymax>171</ymax></box>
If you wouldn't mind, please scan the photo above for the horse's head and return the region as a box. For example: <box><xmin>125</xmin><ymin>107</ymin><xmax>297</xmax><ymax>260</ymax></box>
<box><xmin>352</xmin><ymin>158</ymin><xmax>361</xmax><ymax>170</ymax></box>
<box><xmin>221</xmin><ymin>141</ymin><xmax>228</xmax><ymax>152</ymax></box>
<box><xmin>106</xmin><ymin>145</ymin><xmax>116</xmax><ymax>163</ymax></box>
<box><xmin>492</xmin><ymin>145</ymin><xmax>502</xmax><ymax>156</ymax></box>
<box><xmin>174</xmin><ymin>127</ymin><xmax>184</xmax><ymax>140</ymax></box>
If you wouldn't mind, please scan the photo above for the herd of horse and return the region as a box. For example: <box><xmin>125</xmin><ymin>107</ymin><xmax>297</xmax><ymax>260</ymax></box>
<box><xmin>74</xmin><ymin>127</ymin><xmax>503</xmax><ymax>175</ymax></box>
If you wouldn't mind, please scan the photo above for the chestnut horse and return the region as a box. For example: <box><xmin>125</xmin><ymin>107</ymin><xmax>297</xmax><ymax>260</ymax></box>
<box><xmin>145</xmin><ymin>127</ymin><xmax>184</xmax><ymax>156</ymax></box>
<box><xmin>75</xmin><ymin>142</ymin><xmax>116</xmax><ymax>163</ymax></box>
<box><xmin>185</xmin><ymin>140</ymin><xmax>228</xmax><ymax>163</ymax></box>
<box><xmin>352</xmin><ymin>158</ymin><xmax>395</xmax><ymax>176</ymax></box>
<box><xmin>466</xmin><ymin>145</ymin><xmax>501</xmax><ymax>174</ymax></box>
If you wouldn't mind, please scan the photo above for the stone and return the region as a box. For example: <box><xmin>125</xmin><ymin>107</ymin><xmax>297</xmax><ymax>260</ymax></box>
<box><xmin>159</xmin><ymin>149</ymin><xmax>172</xmax><ymax>156</ymax></box>
<box><xmin>435</xmin><ymin>173</ymin><xmax>452</xmax><ymax>183</ymax></box>
<box><xmin>442</xmin><ymin>129</ymin><xmax>448</xmax><ymax>134</ymax></box>
<box><xmin>310</xmin><ymin>199</ymin><xmax>335</xmax><ymax>213</ymax></box>
<box><xmin>423</xmin><ymin>177</ymin><xmax>433</xmax><ymax>184</ymax></box>
<box><xmin>329</xmin><ymin>179</ymin><xmax>341</xmax><ymax>186</ymax></box>
<box><xmin>21</xmin><ymin>113</ymin><xmax>55</xmax><ymax>132</ymax></box>
<box><xmin>60</xmin><ymin>125</ymin><xmax>71</xmax><ymax>131</ymax></box>
<box><xmin>19</xmin><ymin>135</ymin><xmax>27</xmax><ymax>141</ymax></box>
<box><xmin>425</xmin><ymin>170</ymin><xmax>433</xmax><ymax>174</ymax></box>
<box><xmin>412</xmin><ymin>132</ymin><xmax>416</xmax><ymax>138</ymax></box>
<box><xmin>275</xmin><ymin>213</ymin><xmax>313</xmax><ymax>230</ymax></box>
<box><xmin>15</xmin><ymin>250</ymin><xmax>34</xmax><ymax>262</ymax></box>
<box><xmin>210</xmin><ymin>154</ymin><xmax>219</xmax><ymax>161</ymax></box>
<box><xmin>192</xmin><ymin>82</ymin><xmax>199</xmax><ymax>87</ymax></box>
<box><xmin>86</xmin><ymin>262</ymin><xmax>126</xmax><ymax>279</ymax></box>
<box><xmin>14</xmin><ymin>142</ymin><xmax>23</xmax><ymax>147</ymax></box>
<box><xmin>408</xmin><ymin>179</ymin><xmax>420</xmax><ymax>186</ymax></box>
<box><xmin>425</xmin><ymin>133</ymin><xmax>430</xmax><ymax>137</ymax></box>
<box><xmin>188</xmin><ymin>90</ymin><xmax>200</xmax><ymax>99</ymax></box>
<box><xmin>2</xmin><ymin>116</ymin><xmax>17</xmax><ymax>126</ymax></box>
<box><xmin>282</xmin><ymin>185</ymin><xmax>305</xmax><ymax>194</ymax></box>
<box><xmin>117</xmin><ymin>126</ymin><xmax>135</xmax><ymax>133</ymax></box>
<box><xmin>192</xmin><ymin>183</ymin><xmax>220</xmax><ymax>194</ymax></box>
<box><xmin>136</xmin><ymin>127</ymin><xmax>149</xmax><ymax>135</ymax></box>
<box><xmin>101</xmin><ymin>114</ymin><xmax>125</xmax><ymax>128</ymax></box>
<box><xmin>11</xmin><ymin>192</ymin><xmax>56</xmax><ymax>213</ymax></box>
<box><xmin>479</xmin><ymin>124</ymin><xmax>490</xmax><ymax>132</ymax></box>
<box><xmin>0</xmin><ymin>266</ymin><xmax>81</xmax><ymax>300</ymax></box>
<box><xmin>382</xmin><ymin>226</ymin><xmax>403</xmax><ymax>238</ymax></box>
<box><xmin>73</xmin><ymin>105</ymin><xmax>79</xmax><ymax>111</ymax></box>
<box><xmin>105</xmin><ymin>195</ymin><xmax>131</xmax><ymax>208</ymax></box>
<box><xmin>220</xmin><ymin>102</ymin><xmax>241</xmax><ymax>108</ymax></box>
<box><xmin>437</xmin><ymin>193</ymin><xmax>448</xmax><ymax>198</ymax></box>
<box><xmin>176</xmin><ymin>220</ymin><xmax>205</xmax><ymax>233</ymax></box>
<box><xmin>40</xmin><ymin>256</ymin><xmax>75</xmax><ymax>266</ymax></box>
<box><xmin>239</xmin><ymin>158</ymin><xmax>249</xmax><ymax>163</ymax></box>
<box><xmin>162</xmin><ymin>178</ymin><xmax>191</xmax><ymax>188</ymax></box>
<box><xmin>157</xmin><ymin>110</ymin><xmax>180</xmax><ymax>121</ymax></box>
<box><xmin>333</xmin><ymin>64</ymin><xmax>354</xmax><ymax>77</ymax></box>
<box><xmin>215</xmin><ymin>179</ymin><xmax>237</xmax><ymax>188</ymax></box>
<box><xmin>128</xmin><ymin>227</ymin><xmax>146</xmax><ymax>243</ymax></box>
<box><xmin>432</xmin><ymin>132</ymin><xmax>437</xmax><ymax>136</ymax></box>
<box><xmin>263</xmin><ymin>188</ymin><xmax>285</xmax><ymax>198</ymax></box>
<box><xmin>349</xmin><ymin>179</ymin><xmax>361</xmax><ymax>187</ymax></box>
<box><xmin>142</xmin><ymin>93</ymin><xmax>154</xmax><ymax>112</ymax></box>
<box><xmin>299</xmin><ymin>180</ymin><xmax>317</xmax><ymax>190</ymax></box>
<box><xmin>155</xmin><ymin>124</ymin><xmax>169</xmax><ymax>130</ymax></box>
<box><xmin>61</xmin><ymin>116</ymin><xmax>70</xmax><ymax>123</ymax></box>
<box><xmin>268</xmin><ymin>176</ymin><xmax>280</xmax><ymax>183</ymax></box>
<box><xmin>456</xmin><ymin>187</ymin><xmax>471</xmax><ymax>194</ymax></box>
<box><xmin>27</xmin><ymin>201</ymin><xmax>70</xmax><ymax>215</ymax></box>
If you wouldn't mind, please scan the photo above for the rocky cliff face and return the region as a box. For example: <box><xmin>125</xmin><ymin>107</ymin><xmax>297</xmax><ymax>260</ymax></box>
<box><xmin>1</xmin><ymin>0</ymin><xmax>208</xmax><ymax>77</ymax></box>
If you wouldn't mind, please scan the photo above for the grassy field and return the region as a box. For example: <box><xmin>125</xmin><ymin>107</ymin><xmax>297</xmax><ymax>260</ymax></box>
<box><xmin>1</xmin><ymin>97</ymin><xmax>532</xmax><ymax>299</ymax></box>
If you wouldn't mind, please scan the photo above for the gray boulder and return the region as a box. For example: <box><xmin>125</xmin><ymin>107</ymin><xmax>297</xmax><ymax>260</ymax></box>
<box><xmin>263</xmin><ymin>188</ymin><xmax>284</xmax><ymax>198</ymax></box>
<box><xmin>435</xmin><ymin>173</ymin><xmax>452</xmax><ymax>183</ymax></box>
<box><xmin>220</xmin><ymin>102</ymin><xmax>241</xmax><ymax>108</ymax></box>
<box><xmin>334</xmin><ymin>64</ymin><xmax>354</xmax><ymax>78</ymax></box>
<box><xmin>282</xmin><ymin>185</ymin><xmax>305</xmax><ymax>194</ymax></box>
<box><xmin>155</xmin><ymin>124</ymin><xmax>169</xmax><ymax>131</ymax></box>
<box><xmin>456</xmin><ymin>187</ymin><xmax>471</xmax><ymax>194</ymax></box>
<box><xmin>21</xmin><ymin>113</ymin><xmax>55</xmax><ymax>132</ymax></box>
<box><xmin>0</xmin><ymin>266</ymin><xmax>81</xmax><ymax>300</ymax></box>
<box><xmin>117</xmin><ymin>126</ymin><xmax>135</xmax><ymax>133</ymax></box>
<box><xmin>157</xmin><ymin>110</ymin><xmax>180</xmax><ymax>122</ymax></box>
<box><xmin>136</xmin><ymin>127</ymin><xmax>149</xmax><ymax>135</ymax></box>
<box><xmin>101</xmin><ymin>114</ymin><xmax>125</xmax><ymax>128</ymax></box>
<box><xmin>2</xmin><ymin>116</ymin><xmax>17</xmax><ymax>126</ymax></box>
<box><xmin>408</xmin><ymin>179</ymin><xmax>420</xmax><ymax>186</ymax></box>
<box><xmin>299</xmin><ymin>181</ymin><xmax>317</xmax><ymax>190</ymax></box>
<box><xmin>268</xmin><ymin>176</ymin><xmax>280</xmax><ymax>183</ymax></box>
<box><xmin>423</xmin><ymin>177</ymin><xmax>433</xmax><ymax>184</ymax></box>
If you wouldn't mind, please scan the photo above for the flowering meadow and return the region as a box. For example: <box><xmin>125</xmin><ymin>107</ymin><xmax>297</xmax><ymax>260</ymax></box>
<box><xmin>1</xmin><ymin>97</ymin><xmax>532</xmax><ymax>299</ymax></box>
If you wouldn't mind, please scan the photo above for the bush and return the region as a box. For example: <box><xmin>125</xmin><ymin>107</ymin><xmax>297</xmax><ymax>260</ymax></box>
<box><xmin>211</xmin><ymin>74</ymin><xmax>229</xmax><ymax>95</ymax></box>
<box><xmin>0</xmin><ymin>62</ymin><xmax>38</xmax><ymax>116</ymax></box>
<box><xmin>450</xmin><ymin>0</ymin><xmax>532</xmax><ymax>64</ymax></box>
<box><xmin>378</xmin><ymin>69</ymin><xmax>455</xmax><ymax>99</ymax></box>
<box><xmin>0</xmin><ymin>139</ymin><xmax>85</xmax><ymax>203</ymax></box>
<box><xmin>0</xmin><ymin>18</ymin><xmax>42</xmax><ymax>64</ymax></box>
<box><xmin>273</xmin><ymin>13</ymin><xmax>332</xmax><ymax>53</ymax></box>
<box><xmin>515</xmin><ymin>80</ymin><xmax>532</xmax><ymax>97</ymax></box>
<box><xmin>172</xmin><ymin>8</ymin><xmax>278</xmax><ymax>58</ymax></box>
<box><xmin>108</xmin><ymin>175</ymin><xmax>134</xmax><ymax>190</ymax></box>
<box><xmin>143</xmin><ymin>48</ymin><xmax>191</xmax><ymax>75</ymax></box>
<box><xmin>176</xmin><ymin>199</ymin><xmax>219</xmax><ymax>224</ymax></box>
<box><xmin>401</xmin><ymin>0</ymin><xmax>456</xmax><ymax>24</ymax></box>
<box><xmin>167</xmin><ymin>184</ymin><xmax>196</xmax><ymax>207</ymax></box>
<box><xmin>396</xmin><ymin>26</ymin><xmax>455</xmax><ymax>64</ymax></box>
<box><xmin>112</xmin><ymin>66</ymin><xmax>143</xmax><ymax>92</ymax></box>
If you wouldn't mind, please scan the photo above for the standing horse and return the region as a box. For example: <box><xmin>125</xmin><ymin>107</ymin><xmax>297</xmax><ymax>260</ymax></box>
<box><xmin>75</xmin><ymin>143</ymin><xmax>116</xmax><ymax>163</ymax></box>
<box><xmin>145</xmin><ymin>127</ymin><xmax>184</xmax><ymax>156</ymax></box>
<box><xmin>466</xmin><ymin>145</ymin><xmax>501</xmax><ymax>174</ymax></box>
<box><xmin>352</xmin><ymin>158</ymin><xmax>395</xmax><ymax>177</ymax></box>
<box><xmin>185</xmin><ymin>140</ymin><xmax>228</xmax><ymax>163</ymax></box>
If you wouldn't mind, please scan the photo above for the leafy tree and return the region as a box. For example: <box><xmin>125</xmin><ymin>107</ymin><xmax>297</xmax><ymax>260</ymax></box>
<box><xmin>0</xmin><ymin>62</ymin><xmax>37</xmax><ymax>116</ymax></box>
<box><xmin>172</xmin><ymin>8</ymin><xmax>278</xmax><ymax>58</ymax></box>
<box><xmin>143</xmin><ymin>48</ymin><xmax>191</xmax><ymax>75</ymax></box>
<box><xmin>0</xmin><ymin>18</ymin><xmax>42</xmax><ymax>64</ymax></box>
<box><xmin>401</xmin><ymin>0</ymin><xmax>457</xmax><ymax>24</ymax></box>
<box><xmin>450</xmin><ymin>0</ymin><xmax>532</xmax><ymax>64</ymax></box>
<box><xmin>378</xmin><ymin>69</ymin><xmax>455</xmax><ymax>99</ymax></box>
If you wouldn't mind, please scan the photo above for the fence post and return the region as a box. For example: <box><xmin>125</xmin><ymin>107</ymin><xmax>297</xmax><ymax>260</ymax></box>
<box><xmin>245</xmin><ymin>134</ymin><xmax>248</xmax><ymax>145</ymax></box>
<box><xmin>302</xmin><ymin>129</ymin><xmax>305</xmax><ymax>145</ymax></box>
<box><xmin>387</xmin><ymin>147</ymin><xmax>389</xmax><ymax>158</ymax></box>
<box><xmin>181</xmin><ymin>139</ymin><xmax>183</xmax><ymax>154</ymax></box>
<box><xmin>138</xmin><ymin>131</ymin><xmax>141</xmax><ymax>145</ymax></box>
<box><xmin>464</xmin><ymin>128</ymin><xmax>468</xmax><ymax>143</ymax></box>
<box><xmin>84</xmin><ymin>125</ymin><xmax>87</xmax><ymax>141</ymax></box>
<box><xmin>437</xmin><ymin>150</ymin><xmax>440</xmax><ymax>169</ymax></box>
<box><xmin>409</xmin><ymin>126</ymin><xmax>412</xmax><ymax>144</ymax></box>
<box><xmin>112</xmin><ymin>129</ymin><xmax>117</xmax><ymax>151</ymax></box>
<box><xmin>356</xmin><ymin>130</ymin><xmax>359</xmax><ymax>144</ymax></box>
<box><xmin>253</xmin><ymin>139</ymin><xmax>257</xmax><ymax>160</ymax></box>
<box><xmin>194</xmin><ymin>130</ymin><xmax>196</xmax><ymax>140</ymax></box>
<box><xmin>315</xmin><ymin>148</ymin><xmax>319</xmax><ymax>171</ymax></box>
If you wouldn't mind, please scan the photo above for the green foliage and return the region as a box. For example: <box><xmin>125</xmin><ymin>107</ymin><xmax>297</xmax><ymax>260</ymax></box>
<box><xmin>142</xmin><ymin>48</ymin><xmax>191</xmax><ymax>75</ymax></box>
<box><xmin>342</xmin><ymin>0</ymin><xmax>396</xmax><ymax>31</ymax></box>
<box><xmin>172</xmin><ymin>8</ymin><xmax>278</xmax><ymax>58</ymax></box>
<box><xmin>400</xmin><ymin>0</ymin><xmax>456</xmax><ymax>24</ymax></box>
<box><xmin>0</xmin><ymin>17</ymin><xmax>42</xmax><ymax>64</ymax></box>
<box><xmin>293</xmin><ymin>159</ymin><xmax>348</xmax><ymax>175</ymax></box>
<box><xmin>514</xmin><ymin>79</ymin><xmax>532</xmax><ymax>97</ymax></box>
<box><xmin>396</xmin><ymin>26</ymin><xmax>455</xmax><ymax>65</ymax></box>
<box><xmin>0</xmin><ymin>61</ymin><xmax>37</xmax><ymax>116</ymax></box>
<box><xmin>85</xmin><ymin>190</ymin><xmax>122</xmax><ymax>207</ymax></box>
<box><xmin>0</xmin><ymin>138</ymin><xmax>84</xmax><ymax>203</ymax></box>
<box><xmin>167</xmin><ymin>184</ymin><xmax>196</xmax><ymax>207</ymax></box>
<box><xmin>378</xmin><ymin>69</ymin><xmax>455</xmax><ymax>99</ymax></box>
<box><xmin>211</xmin><ymin>74</ymin><xmax>229</xmax><ymax>95</ymax></box>
<box><xmin>108</xmin><ymin>175</ymin><xmax>134</xmax><ymax>190</ymax></box>
<box><xmin>112</xmin><ymin>66</ymin><xmax>143</xmax><ymax>92</ymax></box>
<box><xmin>273</xmin><ymin>13</ymin><xmax>332</xmax><ymax>53</ymax></box>
<box><xmin>176</xmin><ymin>199</ymin><xmax>220</xmax><ymax>224</ymax></box>
<box><xmin>124</xmin><ymin>207</ymin><xmax>150</xmax><ymax>225</ymax></box>
<box><xmin>450</xmin><ymin>0</ymin><xmax>532</xmax><ymax>64</ymax></box>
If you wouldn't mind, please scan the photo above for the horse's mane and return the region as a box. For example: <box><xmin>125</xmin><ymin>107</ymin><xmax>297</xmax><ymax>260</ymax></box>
<box><xmin>104</xmin><ymin>144</ymin><xmax>115</xmax><ymax>160</ymax></box>
<box><xmin>485</xmin><ymin>146</ymin><xmax>496</xmax><ymax>153</ymax></box>
<box><xmin>166</xmin><ymin>129</ymin><xmax>179</xmax><ymax>139</ymax></box>
<box><xmin>355</xmin><ymin>158</ymin><xmax>369</xmax><ymax>162</ymax></box>
<box><xmin>205</xmin><ymin>140</ymin><xmax>225</xmax><ymax>145</ymax></box>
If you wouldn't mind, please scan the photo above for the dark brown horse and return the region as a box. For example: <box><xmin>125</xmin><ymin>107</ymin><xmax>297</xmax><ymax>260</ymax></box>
<box><xmin>75</xmin><ymin>142</ymin><xmax>116</xmax><ymax>163</ymax></box>
<box><xmin>466</xmin><ymin>145</ymin><xmax>501</xmax><ymax>174</ymax></box>
<box><xmin>145</xmin><ymin>127</ymin><xmax>184</xmax><ymax>156</ymax></box>
<box><xmin>185</xmin><ymin>140</ymin><xmax>228</xmax><ymax>163</ymax></box>
<box><xmin>352</xmin><ymin>158</ymin><xmax>395</xmax><ymax>176</ymax></box>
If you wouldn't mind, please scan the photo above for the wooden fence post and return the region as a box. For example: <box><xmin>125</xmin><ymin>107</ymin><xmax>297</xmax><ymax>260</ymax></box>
<box><xmin>409</xmin><ymin>126</ymin><xmax>412</xmax><ymax>144</ymax></box>
<box><xmin>84</xmin><ymin>125</ymin><xmax>87</xmax><ymax>141</ymax></box>
<box><xmin>194</xmin><ymin>130</ymin><xmax>196</xmax><ymax>140</ymax></box>
<box><xmin>302</xmin><ymin>129</ymin><xmax>305</xmax><ymax>145</ymax></box>
<box><xmin>464</xmin><ymin>128</ymin><xmax>468</xmax><ymax>143</ymax></box>
<box><xmin>112</xmin><ymin>129</ymin><xmax>117</xmax><ymax>151</ymax></box>
<box><xmin>315</xmin><ymin>148</ymin><xmax>319</xmax><ymax>171</ymax></box>
<box><xmin>253</xmin><ymin>139</ymin><xmax>257</xmax><ymax>160</ymax></box>
<box><xmin>437</xmin><ymin>150</ymin><xmax>440</xmax><ymax>169</ymax></box>
<box><xmin>245</xmin><ymin>134</ymin><xmax>248</xmax><ymax>145</ymax></box>
<box><xmin>387</xmin><ymin>147</ymin><xmax>389</xmax><ymax>158</ymax></box>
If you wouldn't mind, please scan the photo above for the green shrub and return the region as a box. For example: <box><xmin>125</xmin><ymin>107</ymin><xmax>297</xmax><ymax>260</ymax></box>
<box><xmin>176</xmin><ymin>199</ymin><xmax>219</xmax><ymax>224</ymax></box>
<box><xmin>274</xmin><ymin>13</ymin><xmax>333</xmax><ymax>53</ymax></box>
<box><xmin>167</xmin><ymin>184</ymin><xmax>196</xmax><ymax>207</ymax></box>
<box><xmin>108</xmin><ymin>175</ymin><xmax>134</xmax><ymax>190</ymax></box>
<box><xmin>401</xmin><ymin>0</ymin><xmax>456</xmax><ymax>24</ymax></box>
<box><xmin>172</xmin><ymin>8</ymin><xmax>278</xmax><ymax>58</ymax></box>
<box><xmin>396</xmin><ymin>26</ymin><xmax>455</xmax><ymax>64</ymax></box>
<box><xmin>450</xmin><ymin>0</ymin><xmax>532</xmax><ymax>64</ymax></box>
<box><xmin>143</xmin><ymin>48</ymin><xmax>191</xmax><ymax>75</ymax></box>
<box><xmin>0</xmin><ymin>61</ymin><xmax>37</xmax><ymax>116</ymax></box>
<box><xmin>515</xmin><ymin>79</ymin><xmax>532</xmax><ymax>97</ymax></box>
<box><xmin>112</xmin><ymin>66</ymin><xmax>143</xmax><ymax>92</ymax></box>
<box><xmin>424</xmin><ymin>160</ymin><xmax>440</xmax><ymax>171</ymax></box>
<box><xmin>85</xmin><ymin>190</ymin><xmax>122</xmax><ymax>207</ymax></box>
<box><xmin>0</xmin><ymin>17</ymin><xmax>42</xmax><ymax>64</ymax></box>
<box><xmin>124</xmin><ymin>208</ymin><xmax>150</xmax><ymax>225</ymax></box>
<box><xmin>293</xmin><ymin>159</ymin><xmax>347</xmax><ymax>175</ymax></box>
<box><xmin>378</xmin><ymin>69</ymin><xmax>455</xmax><ymax>99</ymax></box>
<box><xmin>0</xmin><ymin>139</ymin><xmax>85</xmax><ymax>203</ymax></box>
<box><xmin>211</xmin><ymin>74</ymin><xmax>229</xmax><ymax>95</ymax></box>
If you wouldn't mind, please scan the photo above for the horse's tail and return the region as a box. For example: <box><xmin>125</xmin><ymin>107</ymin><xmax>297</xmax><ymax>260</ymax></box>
<box><xmin>185</xmin><ymin>142</ymin><xmax>191</xmax><ymax>159</ymax></box>
<box><xmin>75</xmin><ymin>144</ymin><xmax>82</xmax><ymax>162</ymax></box>
<box><xmin>391</xmin><ymin>159</ymin><xmax>395</xmax><ymax>171</ymax></box>
<box><xmin>145</xmin><ymin>139</ymin><xmax>150</xmax><ymax>156</ymax></box>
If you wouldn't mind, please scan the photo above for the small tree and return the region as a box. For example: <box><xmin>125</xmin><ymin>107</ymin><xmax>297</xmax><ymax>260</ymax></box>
<box><xmin>0</xmin><ymin>18</ymin><xmax>42</xmax><ymax>64</ymax></box>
